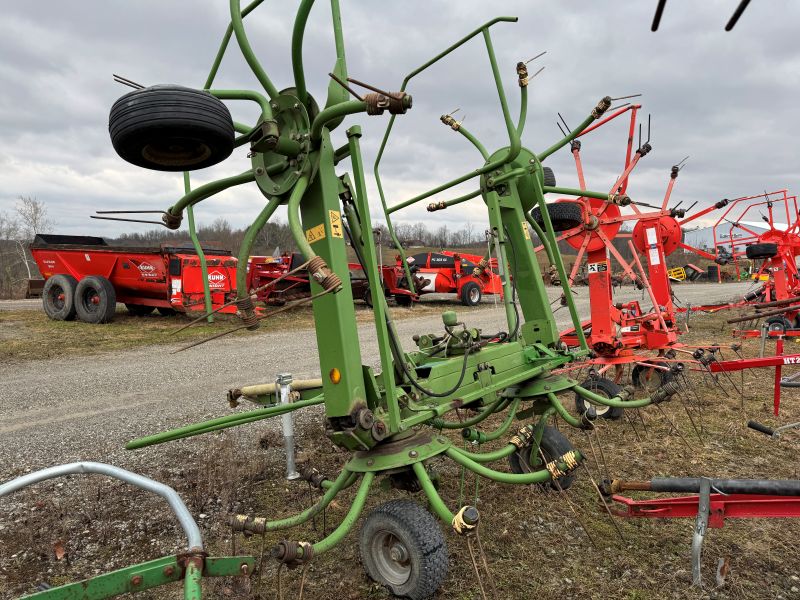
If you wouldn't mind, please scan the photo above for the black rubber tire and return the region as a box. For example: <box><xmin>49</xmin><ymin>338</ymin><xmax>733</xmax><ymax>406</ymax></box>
<box><xmin>364</xmin><ymin>288</ymin><xmax>373</xmax><ymax>308</ymax></box>
<box><xmin>359</xmin><ymin>499</ymin><xmax>448</xmax><ymax>600</ymax></box>
<box><xmin>766</xmin><ymin>315</ymin><xmax>792</xmax><ymax>333</ymax></box>
<box><xmin>460</xmin><ymin>281</ymin><xmax>482</xmax><ymax>306</ymax></box>
<box><xmin>631</xmin><ymin>362</ymin><xmax>674</xmax><ymax>392</ymax></box>
<box><xmin>395</xmin><ymin>294</ymin><xmax>413</xmax><ymax>307</ymax></box>
<box><xmin>746</xmin><ymin>243</ymin><xmax>778</xmax><ymax>260</ymax></box>
<box><xmin>157</xmin><ymin>307</ymin><xmax>177</xmax><ymax>316</ymax></box>
<box><xmin>530</xmin><ymin>201</ymin><xmax>583</xmax><ymax>232</ymax></box>
<box><xmin>542</xmin><ymin>166</ymin><xmax>557</xmax><ymax>187</ymax></box>
<box><xmin>575</xmin><ymin>377</ymin><xmax>623</xmax><ymax>420</ymax></box>
<box><xmin>125</xmin><ymin>303</ymin><xmax>155</xmax><ymax>316</ymax></box>
<box><xmin>508</xmin><ymin>425</ymin><xmax>577</xmax><ymax>490</ymax></box>
<box><xmin>42</xmin><ymin>274</ymin><xmax>78</xmax><ymax>321</ymax></box>
<box><xmin>74</xmin><ymin>276</ymin><xmax>117</xmax><ymax>324</ymax></box>
<box><xmin>109</xmin><ymin>85</ymin><xmax>235</xmax><ymax>172</ymax></box>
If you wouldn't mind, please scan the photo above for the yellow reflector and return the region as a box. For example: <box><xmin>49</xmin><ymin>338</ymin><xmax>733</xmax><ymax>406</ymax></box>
<box><xmin>329</xmin><ymin>368</ymin><xmax>341</xmax><ymax>384</ymax></box>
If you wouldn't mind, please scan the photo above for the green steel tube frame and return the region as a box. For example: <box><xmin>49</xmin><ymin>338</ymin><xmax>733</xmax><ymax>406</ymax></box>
<box><xmin>107</xmin><ymin>5</ymin><xmax>670</xmax><ymax>582</ymax></box>
<box><xmin>183</xmin><ymin>173</ymin><xmax>214</xmax><ymax>323</ymax></box>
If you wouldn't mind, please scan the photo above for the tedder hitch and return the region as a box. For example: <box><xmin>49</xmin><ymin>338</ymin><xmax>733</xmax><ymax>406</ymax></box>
<box><xmin>0</xmin><ymin>463</ymin><xmax>254</xmax><ymax>599</ymax></box>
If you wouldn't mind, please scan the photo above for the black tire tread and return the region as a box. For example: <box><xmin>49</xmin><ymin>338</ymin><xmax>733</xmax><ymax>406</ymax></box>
<box><xmin>575</xmin><ymin>377</ymin><xmax>623</xmax><ymax>420</ymax></box>
<box><xmin>542</xmin><ymin>166</ymin><xmax>557</xmax><ymax>187</ymax></box>
<box><xmin>530</xmin><ymin>201</ymin><xmax>583</xmax><ymax>232</ymax></box>
<box><xmin>360</xmin><ymin>499</ymin><xmax>448</xmax><ymax>600</ymax></box>
<box><xmin>42</xmin><ymin>274</ymin><xmax>78</xmax><ymax>321</ymax></box>
<box><xmin>745</xmin><ymin>242</ymin><xmax>778</xmax><ymax>260</ymax></box>
<box><xmin>631</xmin><ymin>362</ymin><xmax>674</xmax><ymax>390</ymax></box>
<box><xmin>460</xmin><ymin>281</ymin><xmax>482</xmax><ymax>306</ymax></box>
<box><xmin>508</xmin><ymin>425</ymin><xmax>576</xmax><ymax>490</ymax></box>
<box><xmin>75</xmin><ymin>276</ymin><xmax>117</xmax><ymax>324</ymax></box>
<box><xmin>109</xmin><ymin>85</ymin><xmax>234</xmax><ymax>172</ymax></box>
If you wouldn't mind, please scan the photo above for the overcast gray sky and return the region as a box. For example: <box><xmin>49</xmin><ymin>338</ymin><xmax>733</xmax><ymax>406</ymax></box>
<box><xmin>1</xmin><ymin>0</ymin><xmax>798</xmax><ymax>239</ymax></box>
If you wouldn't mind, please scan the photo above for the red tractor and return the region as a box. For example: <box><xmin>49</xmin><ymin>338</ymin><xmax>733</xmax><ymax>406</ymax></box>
<box><xmin>404</xmin><ymin>250</ymin><xmax>503</xmax><ymax>306</ymax></box>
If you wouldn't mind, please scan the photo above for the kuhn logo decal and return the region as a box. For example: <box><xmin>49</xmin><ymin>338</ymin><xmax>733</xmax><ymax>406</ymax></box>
<box><xmin>208</xmin><ymin>270</ymin><xmax>226</xmax><ymax>288</ymax></box>
<box><xmin>135</xmin><ymin>261</ymin><xmax>159</xmax><ymax>278</ymax></box>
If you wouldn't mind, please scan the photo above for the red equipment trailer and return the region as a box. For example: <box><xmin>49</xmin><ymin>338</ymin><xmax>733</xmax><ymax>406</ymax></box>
<box><xmin>405</xmin><ymin>250</ymin><xmax>503</xmax><ymax>306</ymax></box>
<box><xmin>30</xmin><ymin>234</ymin><xmax>238</xmax><ymax>323</ymax></box>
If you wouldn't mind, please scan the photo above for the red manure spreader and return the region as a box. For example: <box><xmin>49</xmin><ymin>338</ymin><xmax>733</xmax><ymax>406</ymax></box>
<box><xmin>30</xmin><ymin>234</ymin><xmax>238</xmax><ymax>323</ymax></box>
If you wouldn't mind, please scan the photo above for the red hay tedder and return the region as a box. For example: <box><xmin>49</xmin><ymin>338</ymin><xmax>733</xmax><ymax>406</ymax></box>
<box><xmin>247</xmin><ymin>252</ymin><xmax>418</xmax><ymax>307</ymax></box>
<box><xmin>533</xmin><ymin>103</ymin><xmax>730</xmax><ymax>406</ymax></box>
<box><xmin>30</xmin><ymin>234</ymin><xmax>238</xmax><ymax>323</ymax></box>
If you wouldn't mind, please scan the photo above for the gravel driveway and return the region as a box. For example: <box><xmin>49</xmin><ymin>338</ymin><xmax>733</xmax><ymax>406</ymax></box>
<box><xmin>0</xmin><ymin>281</ymin><xmax>752</xmax><ymax>480</ymax></box>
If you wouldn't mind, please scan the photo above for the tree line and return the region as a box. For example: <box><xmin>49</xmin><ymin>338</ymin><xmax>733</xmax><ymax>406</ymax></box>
<box><xmin>0</xmin><ymin>196</ymin><xmax>699</xmax><ymax>299</ymax></box>
<box><xmin>0</xmin><ymin>198</ymin><xmax>488</xmax><ymax>299</ymax></box>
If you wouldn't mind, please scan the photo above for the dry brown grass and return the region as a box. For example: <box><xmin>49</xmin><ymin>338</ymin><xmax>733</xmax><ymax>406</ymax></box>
<box><xmin>1</xmin><ymin>311</ymin><xmax>799</xmax><ymax>599</ymax></box>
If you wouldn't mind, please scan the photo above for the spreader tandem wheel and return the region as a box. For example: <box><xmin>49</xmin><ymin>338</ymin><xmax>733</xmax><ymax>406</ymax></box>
<box><xmin>74</xmin><ymin>275</ymin><xmax>117</xmax><ymax>324</ymax></box>
<box><xmin>359</xmin><ymin>500</ymin><xmax>449</xmax><ymax>600</ymax></box>
<box><xmin>41</xmin><ymin>274</ymin><xmax>78</xmax><ymax>321</ymax></box>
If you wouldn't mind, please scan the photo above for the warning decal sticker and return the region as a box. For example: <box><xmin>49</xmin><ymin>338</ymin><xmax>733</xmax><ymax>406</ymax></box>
<box><xmin>305</xmin><ymin>223</ymin><xmax>326</xmax><ymax>243</ymax></box>
<box><xmin>329</xmin><ymin>210</ymin><xmax>344</xmax><ymax>238</ymax></box>
<box><xmin>588</xmin><ymin>261</ymin><xmax>609</xmax><ymax>273</ymax></box>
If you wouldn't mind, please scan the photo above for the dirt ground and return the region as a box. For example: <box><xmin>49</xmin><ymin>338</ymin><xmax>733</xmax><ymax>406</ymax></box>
<box><xmin>1</xmin><ymin>295</ymin><xmax>799</xmax><ymax>599</ymax></box>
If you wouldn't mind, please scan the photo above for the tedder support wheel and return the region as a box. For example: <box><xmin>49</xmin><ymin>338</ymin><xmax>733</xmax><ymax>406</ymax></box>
<box><xmin>125</xmin><ymin>303</ymin><xmax>155</xmax><ymax>316</ymax></box>
<box><xmin>364</xmin><ymin>288</ymin><xmax>373</xmax><ymax>308</ymax></box>
<box><xmin>157</xmin><ymin>306</ymin><xmax>177</xmax><ymax>316</ymax></box>
<box><xmin>631</xmin><ymin>362</ymin><xmax>674</xmax><ymax>393</ymax></box>
<box><xmin>42</xmin><ymin>274</ymin><xmax>78</xmax><ymax>321</ymax></box>
<box><xmin>75</xmin><ymin>276</ymin><xmax>117</xmax><ymax>324</ymax></box>
<box><xmin>508</xmin><ymin>425</ymin><xmax>576</xmax><ymax>490</ymax></box>
<box><xmin>766</xmin><ymin>315</ymin><xmax>792</xmax><ymax>333</ymax></box>
<box><xmin>359</xmin><ymin>499</ymin><xmax>448</xmax><ymax>600</ymax></box>
<box><xmin>575</xmin><ymin>377</ymin><xmax>623</xmax><ymax>420</ymax></box>
<box><xmin>395</xmin><ymin>293</ymin><xmax>413</xmax><ymax>308</ymax></box>
<box><xmin>109</xmin><ymin>85</ymin><xmax>235</xmax><ymax>172</ymax></box>
<box><xmin>745</xmin><ymin>242</ymin><xmax>778</xmax><ymax>260</ymax></box>
<box><xmin>460</xmin><ymin>281</ymin><xmax>482</xmax><ymax>306</ymax></box>
<box><xmin>530</xmin><ymin>201</ymin><xmax>583</xmax><ymax>232</ymax></box>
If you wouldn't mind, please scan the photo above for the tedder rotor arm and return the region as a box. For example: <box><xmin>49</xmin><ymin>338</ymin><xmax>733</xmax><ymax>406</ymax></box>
<box><xmin>374</xmin><ymin>16</ymin><xmax>518</xmax><ymax>291</ymax></box>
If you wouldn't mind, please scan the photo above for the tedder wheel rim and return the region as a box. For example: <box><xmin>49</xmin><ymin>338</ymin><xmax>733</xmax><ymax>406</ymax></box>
<box><xmin>469</xmin><ymin>286</ymin><xmax>480</xmax><ymax>303</ymax></box>
<box><xmin>371</xmin><ymin>529</ymin><xmax>412</xmax><ymax>586</ymax></box>
<box><xmin>632</xmin><ymin>363</ymin><xmax>672</xmax><ymax>393</ymax></box>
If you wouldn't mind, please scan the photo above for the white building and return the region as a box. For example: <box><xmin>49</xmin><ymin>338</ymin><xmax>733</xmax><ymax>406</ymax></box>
<box><xmin>682</xmin><ymin>224</ymin><xmax>768</xmax><ymax>253</ymax></box>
